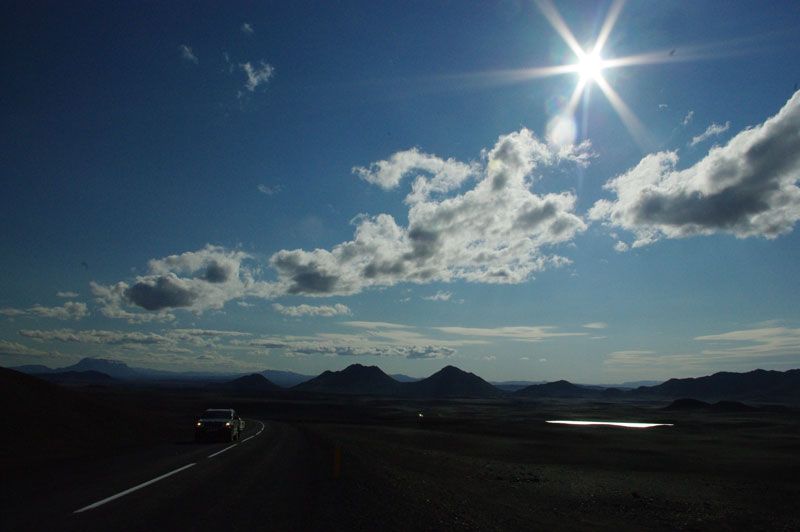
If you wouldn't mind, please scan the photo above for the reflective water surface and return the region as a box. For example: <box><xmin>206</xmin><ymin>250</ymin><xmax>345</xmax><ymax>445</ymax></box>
<box><xmin>546</xmin><ymin>420</ymin><xmax>673</xmax><ymax>428</ymax></box>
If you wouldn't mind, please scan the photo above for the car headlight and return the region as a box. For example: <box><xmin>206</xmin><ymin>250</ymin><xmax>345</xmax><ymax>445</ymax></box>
<box><xmin>225</xmin><ymin>422</ymin><xmax>231</xmax><ymax>427</ymax></box>
<box><xmin>196</xmin><ymin>422</ymin><xmax>203</xmax><ymax>427</ymax></box>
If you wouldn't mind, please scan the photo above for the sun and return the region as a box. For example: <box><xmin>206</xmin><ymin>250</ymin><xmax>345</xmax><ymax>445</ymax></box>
<box><xmin>576</xmin><ymin>50</ymin><xmax>605</xmax><ymax>83</ymax></box>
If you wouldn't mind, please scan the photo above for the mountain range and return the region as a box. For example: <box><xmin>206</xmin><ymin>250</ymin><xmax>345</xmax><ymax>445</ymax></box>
<box><xmin>6</xmin><ymin>359</ymin><xmax>800</xmax><ymax>402</ymax></box>
<box><xmin>633</xmin><ymin>369</ymin><xmax>800</xmax><ymax>403</ymax></box>
<box><xmin>10</xmin><ymin>357</ymin><xmax>313</xmax><ymax>384</ymax></box>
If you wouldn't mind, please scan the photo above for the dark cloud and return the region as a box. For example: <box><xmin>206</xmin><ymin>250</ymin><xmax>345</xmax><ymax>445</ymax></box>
<box><xmin>516</xmin><ymin>201</ymin><xmax>557</xmax><ymax>230</ymax></box>
<box><xmin>362</xmin><ymin>260</ymin><xmax>406</xmax><ymax>279</ymax></box>
<box><xmin>124</xmin><ymin>276</ymin><xmax>197</xmax><ymax>311</ymax></box>
<box><xmin>404</xmin><ymin>227</ymin><xmax>440</xmax><ymax>261</ymax></box>
<box><xmin>288</xmin><ymin>271</ymin><xmax>339</xmax><ymax>295</ymax></box>
<box><xmin>633</xmin><ymin>184</ymin><xmax>771</xmax><ymax>231</ymax></box>
<box><xmin>94</xmin><ymin>246</ymin><xmax>279</xmax><ymax>316</ymax></box>
<box><xmin>202</xmin><ymin>261</ymin><xmax>231</xmax><ymax>283</ymax></box>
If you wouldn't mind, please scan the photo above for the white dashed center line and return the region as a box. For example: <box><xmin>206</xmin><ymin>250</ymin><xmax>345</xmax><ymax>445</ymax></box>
<box><xmin>208</xmin><ymin>444</ymin><xmax>237</xmax><ymax>458</ymax></box>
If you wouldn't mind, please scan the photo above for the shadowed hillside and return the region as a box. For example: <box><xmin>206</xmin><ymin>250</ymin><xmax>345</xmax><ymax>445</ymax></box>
<box><xmin>216</xmin><ymin>373</ymin><xmax>281</xmax><ymax>392</ymax></box>
<box><xmin>635</xmin><ymin>369</ymin><xmax>800</xmax><ymax>402</ymax></box>
<box><xmin>293</xmin><ymin>364</ymin><xmax>403</xmax><ymax>395</ymax></box>
<box><xmin>35</xmin><ymin>370</ymin><xmax>117</xmax><ymax>384</ymax></box>
<box><xmin>0</xmin><ymin>368</ymin><xmax>168</xmax><ymax>464</ymax></box>
<box><xmin>293</xmin><ymin>364</ymin><xmax>501</xmax><ymax>398</ymax></box>
<box><xmin>514</xmin><ymin>379</ymin><xmax>601</xmax><ymax>398</ymax></box>
<box><xmin>405</xmin><ymin>365</ymin><xmax>500</xmax><ymax>398</ymax></box>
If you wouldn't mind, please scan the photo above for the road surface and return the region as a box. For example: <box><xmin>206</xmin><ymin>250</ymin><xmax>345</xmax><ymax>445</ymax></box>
<box><xmin>2</xmin><ymin>420</ymin><xmax>336</xmax><ymax>532</ymax></box>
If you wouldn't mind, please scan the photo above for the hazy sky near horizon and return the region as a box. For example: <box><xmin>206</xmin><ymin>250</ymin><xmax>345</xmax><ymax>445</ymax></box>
<box><xmin>2</xmin><ymin>0</ymin><xmax>800</xmax><ymax>383</ymax></box>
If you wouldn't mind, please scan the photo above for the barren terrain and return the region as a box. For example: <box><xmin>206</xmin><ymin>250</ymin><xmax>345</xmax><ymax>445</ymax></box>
<box><xmin>2</xmin><ymin>373</ymin><xmax>798</xmax><ymax>531</ymax></box>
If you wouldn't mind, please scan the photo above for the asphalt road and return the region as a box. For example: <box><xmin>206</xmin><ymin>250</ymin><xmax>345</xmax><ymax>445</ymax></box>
<box><xmin>3</xmin><ymin>420</ymin><xmax>335</xmax><ymax>532</ymax></box>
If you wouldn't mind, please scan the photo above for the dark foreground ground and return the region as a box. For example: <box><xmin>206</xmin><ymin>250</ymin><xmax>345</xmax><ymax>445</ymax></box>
<box><xmin>2</xmin><ymin>379</ymin><xmax>799</xmax><ymax>531</ymax></box>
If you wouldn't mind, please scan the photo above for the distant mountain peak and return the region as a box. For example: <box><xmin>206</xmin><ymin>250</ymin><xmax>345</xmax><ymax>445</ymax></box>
<box><xmin>293</xmin><ymin>363</ymin><xmax>400</xmax><ymax>395</ymax></box>
<box><xmin>220</xmin><ymin>373</ymin><xmax>279</xmax><ymax>392</ymax></box>
<box><xmin>67</xmin><ymin>358</ymin><xmax>138</xmax><ymax>379</ymax></box>
<box><xmin>513</xmin><ymin>379</ymin><xmax>600</xmax><ymax>398</ymax></box>
<box><xmin>408</xmin><ymin>364</ymin><xmax>500</xmax><ymax>398</ymax></box>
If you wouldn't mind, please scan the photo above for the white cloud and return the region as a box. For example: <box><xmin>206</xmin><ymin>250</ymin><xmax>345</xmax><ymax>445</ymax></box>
<box><xmin>170</xmin><ymin>329</ymin><xmax>252</xmax><ymax>339</ymax></box>
<box><xmin>271</xmin><ymin>129</ymin><xmax>590</xmax><ymax>296</ymax></box>
<box><xmin>272</xmin><ymin>303</ymin><xmax>352</xmax><ymax>317</ymax></box>
<box><xmin>434</xmin><ymin>325</ymin><xmax>585</xmax><ymax>342</ymax></box>
<box><xmin>603</xmin><ymin>327</ymin><xmax>800</xmax><ymax>377</ymax></box>
<box><xmin>695</xmin><ymin>327</ymin><xmax>800</xmax><ymax>358</ymax></box>
<box><xmin>241</xmin><ymin>22</ymin><xmax>254</xmax><ymax>35</ymax></box>
<box><xmin>590</xmin><ymin>91</ymin><xmax>800</xmax><ymax>246</ymax></box>
<box><xmin>260</xmin><ymin>321</ymin><xmax>479</xmax><ymax>360</ymax></box>
<box><xmin>257</xmin><ymin>184</ymin><xmax>282</xmax><ymax>196</ymax></box>
<box><xmin>100</xmin><ymin>129</ymin><xmax>590</xmax><ymax>312</ymax></box>
<box><xmin>605</xmin><ymin>350</ymin><xmax>658</xmax><ymax>361</ymax></box>
<box><xmin>352</xmin><ymin>147</ymin><xmax>476</xmax><ymax>193</ymax></box>
<box><xmin>30</xmin><ymin>302</ymin><xmax>88</xmax><ymax>320</ymax></box>
<box><xmin>582</xmin><ymin>322</ymin><xmax>608</xmax><ymax>329</ymax></box>
<box><xmin>240</xmin><ymin>61</ymin><xmax>274</xmax><ymax>92</ymax></box>
<box><xmin>683</xmin><ymin>110</ymin><xmax>694</xmax><ymax>126</ymax></box>
<box><xmin>180</xmin><ymin>44</ymin><xmax>198</xmax><ymax>64</ymax></box>
<box><xmin>343</xmin><ymin>321</ymin><xmax>412</xmax><ymax>330</ymax></box>
<box><xmin>423</xmin><ymin>291</ymin><xmax>452</xmax><ymax>301</ymax></box>
<box><xmin>57</xmin><ymin>291</ymin><xmax>79</xmax><ymax>298</ymax></box>
<box><xmin>0</xmin><ymin>339</ymin><xmax>49</xmax><ymax>357</ymax></box>
<box><xmin>613</xmin><ymin>240</ymin><xmax>629</xmax><ymax>252</ymax></box>
<box><xmin>690</xmin><ymin>121</ymin><xmax>730</xmax><ymax>147</ymax></box>
<box><xmin>166</xmin><ymin>328</ymin><xmax>251</xmax><ymax>348</ymax></box>
<box><xmin>0</xmin><ymin>302</ymin><xmax>88</xmax><ymax>320</ymax></box>
<box><xmin>284</xmin><ymin>341</ymin><xmax>455</xmax><ymax>359</ymax></box>
<box><xmin>19</xmin><ymin>328</ymin><xmax>173</xmax><ymax>346</ymax></box>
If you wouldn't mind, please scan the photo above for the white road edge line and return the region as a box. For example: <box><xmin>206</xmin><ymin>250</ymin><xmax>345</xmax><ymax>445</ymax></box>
<box><xmin>73</xmin><ymin>463</ymin><xmax>196</xmax><ymax>514</ymax></box>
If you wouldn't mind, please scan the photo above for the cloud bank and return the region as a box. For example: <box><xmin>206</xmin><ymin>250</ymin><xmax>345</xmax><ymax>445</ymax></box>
<box><xmin>92</xmin><ymin>245</ymin><xmax>278</xmax><ymax>317</ymax></box>
<box><xmin>273</xmin><ymin>303</ymin><xmax>352</xmax><ymax>317</ymax></box>
<box><xmin>590</xmin><ymin>91</ymin><xmax>800</xmax><ymax>246</ymax></box>
<box><xmin>271</xmin><ymin>129</ymin><xmax>590</xmax><ymax>296</ymax></box>
<box><xmin>0</xmin><ymin>302</ymin><xmax>88</xmax><ymax>320</ymax></box>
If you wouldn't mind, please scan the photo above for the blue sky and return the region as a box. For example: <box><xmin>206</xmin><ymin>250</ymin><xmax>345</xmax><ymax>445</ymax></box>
<box><xmin>2</xmin><ymin>0</ymin><xmax>800</xmax><ymax>383</ymax></box>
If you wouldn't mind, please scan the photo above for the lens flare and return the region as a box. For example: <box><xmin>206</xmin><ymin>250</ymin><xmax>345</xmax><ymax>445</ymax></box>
<box><xmin>546</xmin><ymin>114</ymin><xmax>577</xmax><ymax>148</ymax></box>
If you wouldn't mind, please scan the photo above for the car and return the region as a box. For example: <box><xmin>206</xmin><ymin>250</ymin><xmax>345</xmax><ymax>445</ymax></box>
<box><xmin>194</xmin><ymin>408</ymin><xmax>244</xmax><ymax>442</ymax></box>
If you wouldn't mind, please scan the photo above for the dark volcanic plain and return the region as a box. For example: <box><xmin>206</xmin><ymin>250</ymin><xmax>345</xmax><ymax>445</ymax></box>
<box><xmin>2</xmin><ymin>368</ymin><xmax>799</xmax><ymax>532</ymax></box>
